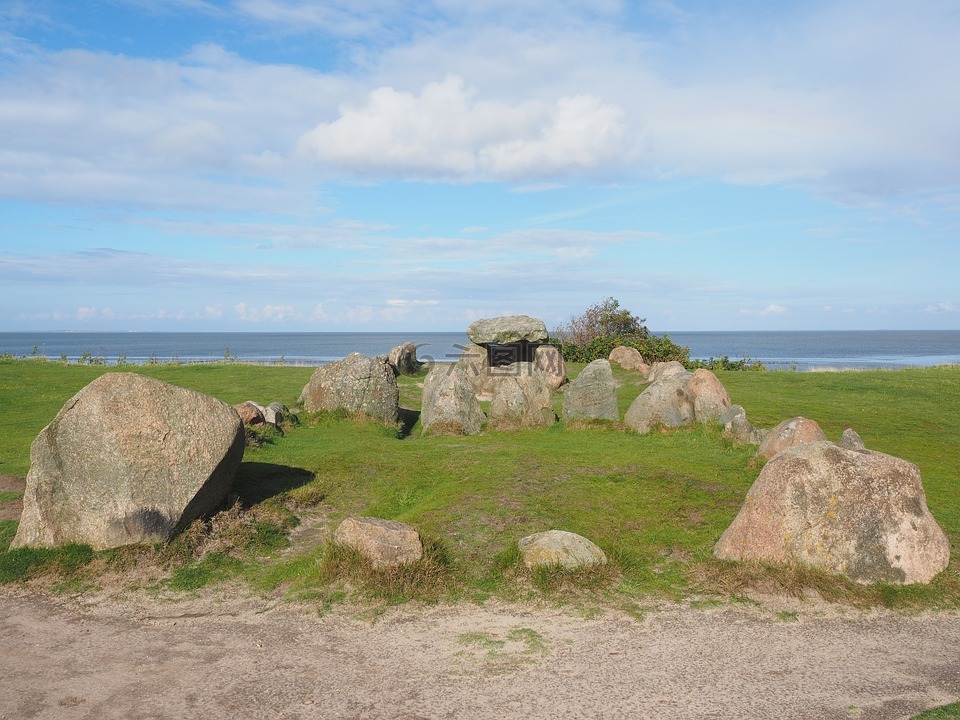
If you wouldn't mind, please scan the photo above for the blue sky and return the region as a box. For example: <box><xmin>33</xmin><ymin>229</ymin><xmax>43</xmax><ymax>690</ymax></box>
<box><xmin>1</xmin><ymin>0</ymin><xmax>958</xmax><ymax>332</ymax></box>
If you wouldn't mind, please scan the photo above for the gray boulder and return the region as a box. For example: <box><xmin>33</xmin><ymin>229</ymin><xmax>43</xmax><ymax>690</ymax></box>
<box><xmin>534</xmin><ymin>345</ymin><xmax>567</xmax><ymax>390</ymax></box>
<box><xmin>839</xmin><ymin>427</ymin><xmax>866</xmax><ymax>450</ymax></box>
<box><xmin>757</xmin><ymin>416</ymin><xmax>828</xmax><ymax>460</ymax></box>
<box><xmin>334</xmin><ymin>516</ymin><xmax>423</xmax><ymax>568</ymax></box>
<box><xmin>715</xmin><ymin>441</ymin><xmax>950</xmax><ymax>585</ymax></box>
<box><xmin>623</xmin><ymin>373</ymin><xmax>693</xmax><ymax>433</ymax></box>
<box><xmin>421</xmin><ymin>363</ymin><xmax>485</xmax><ymax>435</ymax></box>
<box><xmin>388</xmin><ymin>342</ymin><xmax>423</xmax><ymax>376</ymax></box>
<box><xmin>298</xmin><ymin>353</ymin><xmax>399</xmax><ymax>423</ymax></box>
<box><xmin>562</xmin><ymin>359</ymin><xmax>619</xmax><ymax>422</ymax></box>
<box><xmin>489</xmin><ymin>363</ymin><xmax>556</xmax><ymax>430</ymax></box>
<box><xmin>264</xmin><ymin>401</ymin><xmax>292</xmax><ymax>426</ymax></box>
<box><xmin>12</xmin><ymin>372</ymin><xmax>244</xmax><ymax>551</ymax></box>
<box><xmin>466</xmin><ymin>315</ymin><xmax>548</xmax><ymax>345</ymax></box>
<box><xmin>720</xmin><ymin>405</ymin><xmax>766</xmax><ymax>445</ymax></box>
<box><xmin>518</xmin><ymin>530</ymin><xmax>607</xmax><ymax>569</ymax></box>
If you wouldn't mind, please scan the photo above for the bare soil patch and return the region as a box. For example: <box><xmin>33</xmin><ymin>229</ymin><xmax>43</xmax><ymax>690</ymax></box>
<box><xmin>2</xmin><ymin>586</ymin><xmax>959</xmax><ymax>720</ymax></box>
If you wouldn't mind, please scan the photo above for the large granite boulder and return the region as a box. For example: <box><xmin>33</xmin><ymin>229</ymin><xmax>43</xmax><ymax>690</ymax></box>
<box><xmin>489</xmin><ymin>363</ymin><xmax>556</xmax><ymax>430</ymax></box>
<box><xmin>562</xmin><ymin>359</ymin><xmax>619</xmax><ymax>422</ymax></box>
<box><xmin>518</xmin><ymin>530</ymin><xmax>607</xmax><ymax>570</ymax></box>
<box><xmin>334</xmin><ymin>516</ymin><xmax>423</xmax><ymax>568</ymax></box>
<box><xmin>714</xmin><ymin>442</ymin><xmax>950</xmax><ymax>585</ymax></box>
<box><xmin>12</xmin><ymin>373</ymin><xmax>244</xmax><ymax>551</ymax></box>
<box><xmin>687</xmin><ymin>368</ymin><xmax>732</xmax><ymax>422</ymax></box>
<box><xmin>388</xmin><ymin>342</ymin><xmax>423</xmax><ymax>376</ymax></box>
<box><xmin>466</xmin><ymin>315</ymin><xmax>548</xmax><ymax>345</ymax></box>
<box><xmin>421</xmin><ymin>363</ymin><xmax>485</xmax><ymax>435</ymax></box>
<box><xmin>299</xmin><ymin>353</ymin><xmax>399</xmax><ymax>423</ymax></box>
<box><xmin>608</xmin><ymin>346</ymin><xmax>649</xmax><ymax>373</ymax></box>
<box><xmin>623</xmin><ymin>373</ymin><xmax>693</xmax><ymax>433</ymax></box>
<box><xmin>534</xmin><ymin>345</ymin><xmax>567</xmax><ymax>390</ymax></box>
<box><xmin>756</xmin><ymin>416</ymin><xmax>828</xmax><ymax>460</ymax></box>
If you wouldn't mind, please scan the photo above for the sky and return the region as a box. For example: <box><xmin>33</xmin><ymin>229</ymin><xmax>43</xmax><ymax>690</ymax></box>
<box><xmin>1</xmin><ymin>0</ymin><xmax>959</xmax><ymax>333</ymax></box>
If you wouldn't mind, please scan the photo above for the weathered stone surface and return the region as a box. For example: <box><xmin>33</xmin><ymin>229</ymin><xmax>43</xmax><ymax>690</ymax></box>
<box><xmin>720</xmin><ymin>405</ymin><xmax>765</xmax><ymax>445</ymax></box>
<box><xmin>840</xmin><ymin>427</ymin><xmax>866</xmax><ymax>450</ymax></box>
<box><xmin>333</xmin><ymin>516</ymin><xmax>423</xmax><ymax>568</ymax></box>
<box><xmin>457</xmin><ymin>343</ymin><xmax>495</xmax><ymax>397</ymax></box>
<box><xmin>388</xmin><ymin>342</ymin><xmax>423</xmax><ymax>376</ymax></box>
<box><xmin>647</xmin><ymin>361</ymin><xmax>689</xmax><ymax>383</ymax></box>
<box><xmin>518</xmin><ymin>530</ymin><xmax>607</xmax><ymax>569</ymax></box>
<box><xmin>688</xmin><ymin>369</ymin><xmax>732</xmax><ymax>422</ymax></box>
<box><xmin>12</xmin><ymin>372</ymin><xmax>244</xmax><ymax>551</ymax></box>
<box><xmin>757</xmin><ymin>416</ymin><xmax>828</xmax><ymax>460</ymax></box>
<box><xmin>608</xmin><ymin>346</ymin><xmax>648</xmax><ymax>372</ymax></box>
<box><xmin>466</xmin><ymin>315</ymin><xmax>548</xmax><ymax>345</ymax></box>
<box><xmin>235</xmin><ymin>401</ymin><xmax>266</xmax><ymax>425</ymax></box>
<box><xmin>489</xmin><ymin>363</ymin><xmax>556</xmax><ymax>430</ymax></box>
<box><xmin>623</xmin><ymin>373</ymin><xmax>693</xmax><ymax>433</ymax></box>
<box><xmin>421</xmin><ymin>363</ymin><xmax>485</xmax><ymax>435</ymax></box>
<box><xmin>534</xmin><ymin>345</ymin><xmax>567</xmax><ymax>390</ymax></box>
<box><xmin>714</xmin><ymin>442</ymin><xmax>950</xmax><ymax>585</ymax></box>
<box><xmin>298</xmin><ymin>353</ymin><xmax>399</xmax><ymax>423</ymax></box>
<box><xmin>562</xmin><ymin>360</ymin><xmax>619</xmax><ymax>422</ymax></box>
<box><xmin>264</xmin><ymin>402</ymin><xmax>291</xmax><ymax>426</ymax></box>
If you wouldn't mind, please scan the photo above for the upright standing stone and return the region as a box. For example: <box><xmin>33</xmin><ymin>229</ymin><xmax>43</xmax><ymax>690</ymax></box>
<box><xmin>489</xmin><ymin>363</ymin><xmax>556</xmax><ymax>429</ymax></box>
<box><xmin>562</xmin><ymin>359</ymin><xmax>619</xmax><ymax>422</ymax></box>
<box><xmin>388</xmin><ymin>342</ymin><xmax>423</xmax><ymax>376</ymax></box>
<box><xmin>298</xmin><ymin>353</ymin><xmax>399</xmax><ymax>423</ymax></box>
<box><xmin>13</xmin><ymin>373</ymin><xmax>245</xmax><ymax>550</ymax></box>
<box><xmin>421</xmin><ymin>363</ymin><xmax>485</xmax><ymax>435</ymax></box>
<box><xmin>687</xmin><ymin>368</ymin><xmax>732</xmax><ymax>422</ymax></box>
<box><xmin>534</xmin><ymin>345</ymin><xmax>568</xmax><ymax>390</ymax></box>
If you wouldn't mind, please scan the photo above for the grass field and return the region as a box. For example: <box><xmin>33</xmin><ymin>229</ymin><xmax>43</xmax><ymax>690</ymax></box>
<box><xmin>0</xmin><ymin>358</ymin><xmax>958</xmax><ymax>613</ymax></box>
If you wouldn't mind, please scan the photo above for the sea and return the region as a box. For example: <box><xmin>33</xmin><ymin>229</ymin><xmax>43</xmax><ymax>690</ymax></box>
<box><xmin>2</xmin><ymin>330</ymin><xmax>959</xmax><ymax>371</ymax></box>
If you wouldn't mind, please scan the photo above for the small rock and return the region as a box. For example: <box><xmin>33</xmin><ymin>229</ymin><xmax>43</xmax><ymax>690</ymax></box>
<box><xmin>235</xmin><ymin>401</ymin><xmax>266</xmax><ymax>425</ymax></box>
<box><xmin>518</xmin><ymin>530</ymin><xmax>607</xmax><ymax>569</ymax></box>
<box><xmin>608</xmin><ymin>346</ymin><xmax>648</xmax><ymax>372</ymax></box>
<box><xmin>839</xmin><ymin>427</ymin><xmax>866</xmax><ymax>450</ymax></box>
<box><xmin>333</xmin><ymin>516</ymin><xmax>423</xmax><ymax>568</ymax></box>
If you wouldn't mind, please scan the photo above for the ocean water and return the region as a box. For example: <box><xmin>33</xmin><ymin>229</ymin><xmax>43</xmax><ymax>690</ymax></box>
<box><xmin>1</xmin><ymin>330</ymin><xmax>958</xmax><ymax>371</ymax></box>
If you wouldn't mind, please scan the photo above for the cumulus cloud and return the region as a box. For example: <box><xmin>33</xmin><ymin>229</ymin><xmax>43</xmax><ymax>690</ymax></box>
<box><xmin>297</xmin><ymin>75</ymin><xmax>630</xmax><ymax>181</ymax></box>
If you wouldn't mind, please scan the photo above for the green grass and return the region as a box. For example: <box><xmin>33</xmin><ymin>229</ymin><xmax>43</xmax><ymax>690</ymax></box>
<box><xmin>912</xmin><ymin>703</ymin><xmax>960</xmax><ymax>719</ymax></box>
<box><xmin>0</xmin><ymin>357</ymin><xmax>958</xmax><ymax>611</ymax></box>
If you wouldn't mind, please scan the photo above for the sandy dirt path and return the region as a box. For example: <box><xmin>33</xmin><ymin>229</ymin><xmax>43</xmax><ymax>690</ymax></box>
<box><xmin>2</xmin><ymin>588</ymin><xmax>959</xmax><ymax>720</ymax></box>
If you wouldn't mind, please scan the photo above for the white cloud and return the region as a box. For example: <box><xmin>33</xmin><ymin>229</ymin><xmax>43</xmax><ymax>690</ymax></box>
<box><xmin>297</xmin><ymin>75</ymin><xmax>630</xmax><ymax>181</ymax></box>
<box><xmin>924</xmin><ymin>301</ymin><xmax>958</xmax><ymax>314</ymax></box>
<box><xmin>739</xmin><ymin>304</ymin><xmax>788</xmax><ymax>317</ymax></box>
<box><xmin>234</xmin><ymin>302</ymin><xmax>296</xmax><ymax>322</ymax></box>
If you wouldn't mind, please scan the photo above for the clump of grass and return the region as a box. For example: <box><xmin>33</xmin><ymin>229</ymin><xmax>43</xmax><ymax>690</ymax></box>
<box><xmin>690</xmin><ymin>557</ymin><xmax>960</xmax><ymax>610</ymax></box>
<box><xmin>313</xmin><ymin>535</ymin><xmax>455</xmax><ymax>605</ymax></box>
<box><xmin>912</xmin><ymin>702</ymin><xmax>960</xmax><ymax>719</ymax></box>
<box><xmin>0</xmin><ymin>542</ymin><xmax>95</xmax><ymax>584</ymax></box>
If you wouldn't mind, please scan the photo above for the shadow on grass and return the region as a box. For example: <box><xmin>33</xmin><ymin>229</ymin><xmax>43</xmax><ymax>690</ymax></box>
<box><xmin>398</xmin><ymin>407</ymin><xmax>421</xmax><ymax>438</ymax></box>
<box><xmin>233</xmin><ymin>462</ymin><xmax>316</xmax><ymax>506</ymax></box>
